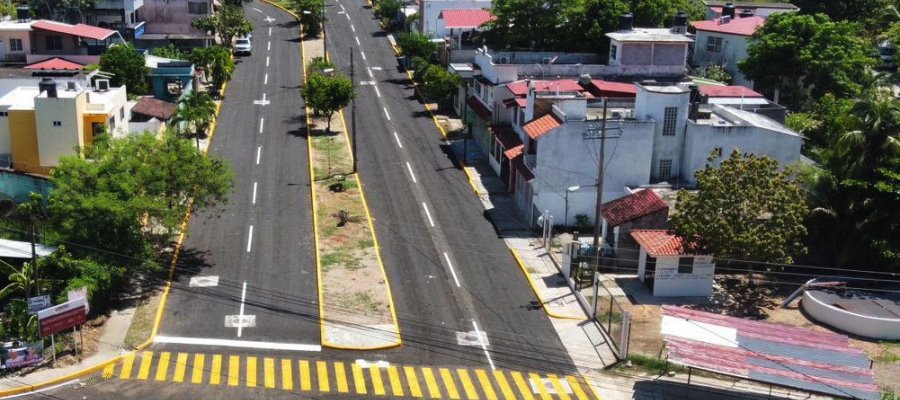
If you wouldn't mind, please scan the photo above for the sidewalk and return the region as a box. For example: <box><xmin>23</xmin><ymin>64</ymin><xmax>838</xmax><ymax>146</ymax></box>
<box><xmin>449</xmin><ymin>139</ymin><xmax>831</xmax><ymax>400</ymax></box>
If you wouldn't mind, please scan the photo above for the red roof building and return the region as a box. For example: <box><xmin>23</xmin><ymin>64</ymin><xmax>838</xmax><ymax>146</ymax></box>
<box><xmin>692</xmin><ymin>16</ymin><xmax>765</xmax><ymax>37</ymax></box>
<box><xmin>630</xmin><ymin>230</ymin><xmax>686</xmax><ymax>257</ymax></box>
<box><xmin>31</xmin><ymin>20</ymin><xmax>118</xmax><ymax>41</ymax></box>
<box><xmin>439</xmin><ymin>9</ymin><xmax>494</xmax><ymax>29</ymax></box>
<box><xmin>24</xmin><ymin>57</ymin><xmax>84</xmax><ymax>71</ymax></box>
<box><xmin>601</xmin><ymin>189</ymin><xmax>668</xmax><ymax>227</ymax></box>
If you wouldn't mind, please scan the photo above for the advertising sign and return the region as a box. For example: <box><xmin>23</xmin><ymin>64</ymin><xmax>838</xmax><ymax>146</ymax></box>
<box><xmin>27</xmin><ymin>295</ymin><xmax>52</xmax><ymax>315</ymax></box>
<box><xmin>0</xmin><ymin>342</ymin><xmax>43</xmax><ymax>370</ymax></box>
<box><xmin>37</xmin><ymin>297</ymin><xmax>87</xmax><ymax>337</ymax></box>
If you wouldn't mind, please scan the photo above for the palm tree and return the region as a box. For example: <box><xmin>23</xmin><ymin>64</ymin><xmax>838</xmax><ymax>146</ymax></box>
<box><xmin>171</xmin><ymin>92</ymin><xmax>217</xmax><ymax>151</ymax></box>
<box><xmin>837</xmin><ymin>94</ymin><xmax>900</xmax><ymax>175</ymax></box>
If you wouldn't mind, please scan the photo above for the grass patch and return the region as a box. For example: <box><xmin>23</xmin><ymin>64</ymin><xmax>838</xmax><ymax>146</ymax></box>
<box><xmin>618</xmin><ymin>354</ymin><xmax>687</xmax><ymax>375</ymax></box>
<box><xmin>357</xmin><ymin>239</ymin><xmax>374</xmax><ymax>249</ymax></box>
<box><xmin>123</xmin><ymin>289</ymin><xmax>162</xmax><ymax>349</ymax></box>
<box><xmin>321</xmin><ymin>249</ymin><xmax>361</xmax><ymax>270</ymax></box>
<box><xmin>338</xmin><ymin>291</ymin><xmax>382</xmax><ymax>313</ymax></box>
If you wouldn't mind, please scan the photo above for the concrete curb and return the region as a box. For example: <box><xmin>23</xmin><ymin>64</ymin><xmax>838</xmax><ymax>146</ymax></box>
<box><xmin>509</xmin><ymin>249</ymin><xmax>586</xmax><ymax>320</ymax></box>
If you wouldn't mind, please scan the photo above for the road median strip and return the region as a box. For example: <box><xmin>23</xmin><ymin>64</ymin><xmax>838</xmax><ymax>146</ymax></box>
<box><xmin>277</xmin><ymin>0</ymin><xmax>401</xmax><ymax>350</ymax></box>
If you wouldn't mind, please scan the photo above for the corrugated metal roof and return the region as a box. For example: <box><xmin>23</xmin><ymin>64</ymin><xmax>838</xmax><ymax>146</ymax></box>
<box><xmin>662</xmin><ymin>306</ymin><xmax>879</xmax><ymax>400</ymax></box>
<box><xmin>32</xmin><ymin>20</ymin><xmax>116</xmax><ymax>41</ymax></box>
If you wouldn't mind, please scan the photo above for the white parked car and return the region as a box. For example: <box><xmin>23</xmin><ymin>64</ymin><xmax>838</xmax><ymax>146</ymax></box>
<box><xmin>234</xmin><ymin>37</ymin><xmax>252</xmax><ymax>56</ymax></box>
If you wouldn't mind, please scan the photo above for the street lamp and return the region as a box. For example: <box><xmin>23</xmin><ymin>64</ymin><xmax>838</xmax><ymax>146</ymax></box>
<box><xmin>564</xmin><ymin>185</ymin><xmax>581</xmax><ymax>229</ymax></box>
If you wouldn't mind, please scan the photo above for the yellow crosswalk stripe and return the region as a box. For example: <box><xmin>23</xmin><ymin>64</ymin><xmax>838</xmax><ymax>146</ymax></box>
<box><xmin>351</xmin><ymin>362</ymin><xmax>367</xmax><ymax>394</ymax></box>
<box><xmin>530</xmin><ymin>373</ymin><xmax>553</xmax><ymax>400</ymax></box>
<box><xmin>404</xmin><ymin>366</ymin><xmax>423</xmax><ymax>398</ymax></box>
<box><xmin>548</xmin><ymin>374</ymin><xmax>571</xmax><ymax>400</ymax></box>
<box><xmin>191</xmin><ymin>354</ymin><xmax>205</xmax><ymax>384</ymax></box>
<box><xmin>493</xmin><ymin>370</ymin><xmax>517</xmax><ymax>400</ymax></box>
<box><xmin>264</xmin><ymin>358</ymin><xmax>276</xmax><ymax>388</ymax></box>
<box><xmin>210</xmin><ymin>354</ymin><xmax>222</xmax><ymax>385</ymax></box>
<box><xmin>281</xmin><ymin>359</ymin><xmax>294</xmax><ymax>390</ymax></box>
<box><xmin>475</xmin><ymin>369</ymin><xmax>497</xmax><ymax>399</ymax></box>
<box><xmin>422</xmin><ymin>367</ymin><xmax>442</xmax><ymax>399</ymax></box>
<box><xmin>456</xmin><ymin>369</ymin><xmax>479</xmax><ymax>399</ymax></box>
<box><xmin>120</xmin><ymin>353</ymin><xmax>135</xmax><ymax>380</ymax></box>
<box><xmin>246</xmin><ymin>356</ymin><xmax>258</xmax><ymax>388</ymax></box>
<box><xmin>334</xmin><ymin>362</ymin><xmax>349</xmax><ymax>393</ymax></box>
<box><xmin>154</xmin><ymin>352</ymin><xmax>171</xmax><ymax>381</ymax></box>
<box><xmin>316</xmin><ymin>360</ymin><xmax>329</xmax><ymax>392</ymax></box>
<box><xmin>137</xmin><ymin>351</ymin><xmax>153</xmax><ymax>380</ymax></box>
<box><xmin>440</xmin><ymin>368</ymin><xmax>461</xmax><ymax>400</ymax></box>
<box><xmin>510</xmin><ymin>371</ymin><xmax>535</xmax><ymax>400</ymax></box>
<box><xmin>566</xmin><ymin>376</ymin><xmax>591</xmax><ymax>400</ymax></box>
<box><xmin>299</xmin><ymin>360</ymin><xmax>311</xmax><ymax>391</ymax></box>
<box><xmin>173</xmin><ymin>353</ymin><xmax>188</xmax><ymax>383</ymax></box>
<box><xmin>388</xmin><ymin>366</ymin><xmax>405</xmax><ymax>396</ymax></box>
<box><xmin>102</xmin><ymin>362</ymin><xmax>115</xmax><ymax>379</ymax></box>
<box><xmin>370</xmin><ymin>366</ymin><xmax>386</xmax><ymax>396</ymax></box>
<box><xmin>227</xmin><ymin>355</ymin><xmax>240</xmax><ymax>386</ymax></box>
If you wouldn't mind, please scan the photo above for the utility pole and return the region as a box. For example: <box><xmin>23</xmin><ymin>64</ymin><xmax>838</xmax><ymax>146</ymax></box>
<box><xmin>30</xmin><ymin>224</ymin><xmax>39</xmax><ymax>296</ymax></box>
<box><xmin>591</xmin><ymin>97</ymin><xmax>608</xmax><ymax>317</ymax></box>
<box><xmin>322</xmin><ymin>0</ymin><xmax>327</xmax><ymax>61</ymax></box>
<box><xmin>461</xmin><ymin>83</ymin><xmax>469</xmax><ymax>164</ymax></box>
<box><xmin>351</xmin><ymin>48</ymin><xmax>358</xmax><ymax>173</ymax></box>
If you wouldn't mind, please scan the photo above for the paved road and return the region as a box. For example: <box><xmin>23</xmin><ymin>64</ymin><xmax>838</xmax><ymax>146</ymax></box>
<box><xmin>321</xmin><ymin>0</ymin><xmax>576</xmax><ymax>373</ymax></box>
<box><xmin>155</xmin><ymin>0</ymin><xmax>320</xmax><ymax>350</ymax></box>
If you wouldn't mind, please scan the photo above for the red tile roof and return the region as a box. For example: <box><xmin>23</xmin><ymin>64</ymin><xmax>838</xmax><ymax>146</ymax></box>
<box><xmin>32</xmin><ymin>20</ymin><xmax>117</xmax><ymax>41</ymax></box>
<box><xmin>24</xmin><ymin>57</ymin><xmax>84</xmax><ymax>71</ymax></box>
<box><xmin>440</xmin><ymin>9</ymin><xmax>494</xmax><ymax>29</ymax></box>
<box><xmin>692</xmin><ymin>16</ymin><xmax>765</xmax><ymax>36</ymax></box>
<box><xmin>466</xmin><ymin>96</ymin><xmax>491</xmax><ymax>120</ymax></box>
<box><xmin>131</xmin><ymin>97</ymin><xmax>178</xmax><ymax>120</ymax></box>
<box><xmin>588</xmin><ymin>80</ymin><xmax>637</xmax><ymax>97</ymax></box>
<box><xmin>522</xmin><ymin>113</ymin><xmax>562</xmax><ymax>140</ymax></box>
<box><xmin>629</xmin><ymin>230</ymin><xmax>686</xmax><ymax>256</ymax></box>
<box><xmin>491</xmin><ymin>125</ymin><xmax>524</xmax><ymax>159</ymax></box>
<box><xmin>506</xmin><ymin>80</ymin><xmax>587</xmax><ymax>96</ymax></box>
<box><xmin>699</xmin><ymin>85</ymin><xmax>764</xmax><ymax>98</ymax></box>
<box><xmin>600</xmin><ymin>189</ymin><xmax>668</xmax><ymax>227</ymax></box>
<box><xmin>502</xmin><ymin>97</ymin><xmax>527</xmax><ymax>109</ymax></box>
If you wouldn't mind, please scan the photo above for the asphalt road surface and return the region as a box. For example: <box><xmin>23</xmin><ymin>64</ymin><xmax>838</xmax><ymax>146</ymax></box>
<box><xmin>154</xmin><ymin>0</ymin><xmax>320</xmax><ymax>351</ymax></box>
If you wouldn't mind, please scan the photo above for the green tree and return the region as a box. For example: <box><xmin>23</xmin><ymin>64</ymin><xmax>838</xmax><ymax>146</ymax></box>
<box><xmin>192</xmin><ymin>5</ymin><xmax>253</xmax><ymax>47</ymax></box>
<box><xmin>671</xmin><ymin>151</ymin><xmax>808</xmax><ymax>264</ymax></box>
<box><xmin>307</xmin><ymin>56</ymin><xmax>334</xmax><ymax>75</ymax></box>
<box><xmin>738</xmin><ymin>13</ymin><xmax>878</xmax><ymax>111</ymax></box>
<box><xmin>696</xmin><ymin>64</ymin><xmax>732</xmax><ymax>84</ymax></box>
<box><xmin>421</xmin><ymin>64</ymin><xmax>461</xmax><ymax>106</ymax></box>
<box><xmin>484</xmin><ymin>0</ymin><xmax>566</xmax><ymax>50</ymax></box>
<box><xmin>396</xmin><ymin>32</ymin><xmax>437</xmax><ymax>60</ymax></box>
<box><xmin>376</xmin><ymin>0</ymin><xmax>403</xmax><ymax>29</ymax></box>
<box><xmin>791</xmin><ymin>0</ymin><xmax>891</xmax><ymax>23</ymax></box>
<box><xmin>171</xmin><ymin>91</ymin><xmax>217</xmax><ymax>150</ymax></box>
<box><xmin>27</xmin><ymin>0</ymin><xmax>94</xmax><ymax>23</ymax></box>
<box><xmin>559</xmin><ymin>0</ymin><xmax>627</xmax><ymax>55</ymax></box>
<box><xmin>151</xmin><ymin>44</ymin><xmax>188</xmax><ymax>60</ymax></box>
<box><xmin>189</xmin><ymin>46</ymin><xmax>234</xmax><ymax>91</ymax></box>
<box><xmin>0</xmin><ymin>0</ymin><xmax>16</xmax><ymax>17</ymax></box>
<box><xmin>302</xmin><ymin>72</ymin><xmax>354</xmax><ymax>133</ymax></box>
<box><xmin>290</xmin><ymin>0</ymin><xmax>325</xmax><ymax>37</ymax></box>
<box><xmin>99</xmin><ymin>43</ymin><xmax>149</xmax><ymax>96</ymax></box>
<box><xmin>628</xmin><ymin>0</ymin><xmax>704</xmax><ymax>28</ymax></box>
<box><xmin>48</xmin><ymin>133</ymin><xmax>233</xmax><ymax>268</ymax></box>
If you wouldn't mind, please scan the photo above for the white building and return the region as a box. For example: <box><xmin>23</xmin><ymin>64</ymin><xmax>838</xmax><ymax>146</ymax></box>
<box><xmin>691</xmin><ymin>12</ymin><xmax>765</xmax><ymax>87</ymax></box>
<box><xmin>417</xmin><ymin>0</ymin><xmax>492</xmax><ymax>37</ymax></box>
<box><xmin>483</xmin><ymin>79</ymin><xmax>801</xmax><ymax>227</ymax></box>
<box><xmin>631</xmin><ymin>229</ymin><xmax>715</xmax><ymax>297</ymax></box>
<box><xmin>703</xmin><ymin>1</ymin><xmax>798</xmax><ymax>20</ymax></box>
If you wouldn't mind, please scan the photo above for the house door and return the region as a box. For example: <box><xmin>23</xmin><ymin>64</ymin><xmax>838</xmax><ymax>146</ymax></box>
<box><xmin>644</xmin><ymin>256</ymin><xmax>656</xmax><ymax>292</ymax></box>
<box><xmin>499</xmin><ymin>155</ymin><xmax>510</xmax><ymax>188</ymax></box>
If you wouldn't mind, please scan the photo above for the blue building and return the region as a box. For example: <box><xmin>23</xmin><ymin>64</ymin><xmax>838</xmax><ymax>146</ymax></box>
<box><xmin>146</xmin><ymin>55</ymin><xmax>195</xmax><ymax>103</ymax></box>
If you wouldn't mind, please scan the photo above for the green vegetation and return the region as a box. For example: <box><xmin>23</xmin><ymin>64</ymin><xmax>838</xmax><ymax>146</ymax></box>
<box><xmin>192</xmin><ymin>5</ymin><xmax>253</xmax><ymax>47</ymax></box>
<box><xmin>620</xmin><ymin>354</ymin><xmax>686</xmax><ymax>375</ymax></box>
<box><xmin>99</xmin><ymin>43</ymin><xmax>149</xmax><ymax>96</ymax></box>
<box><xmin>420</xmin><ymin>64</ymin><xmax>462</xmax><ymax>106</ymax></box>
<box><xmin>151</xmin><ymin>44</ymin><xmax>188</xmax><ymax>60</ymax></box>
<box><xmin>171</xmin><ymin>91</ymin><xmax>217</xmax><ymax>148</ymax></box>
<box><xmin>671</xmin><ymin>151</ymin><xmax>808</xmax><ymax>264</ymax></box>
<box><xmin>396</xmin><ymin>32</ymin><xmax>437</xmax><ymax>60</ymax></box>
<box><xmin>289</xmin><ymin>0</ymin><xmax>325</xmax><ymax>37</ymax></box>
<box><xmin>302</xmin><ymin>69</ymin><xmax>354</xmax><ymax>133</ymax></box>
<box><xmin>338</xmin><ymin>291</ymin><xmax>381</xmax><ymax>313</ymax></box>
<box><xmin>695</xmin><ymin>64</ymin><xmax>732</xmax><ymax>84</ymax></box>
<box><xmin>375</xmin><ymin>0</ymin><xmax>403</xmax><ymax>29</ymax></box>
<box><xmin>189</xmin><ymin>46</ymin><xmax>235</xmax><ymax>92</ymax></box>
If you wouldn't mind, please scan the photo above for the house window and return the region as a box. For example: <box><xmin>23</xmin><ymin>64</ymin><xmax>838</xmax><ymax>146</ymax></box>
<box><xmin>662</xmin><ymin>107</ymin><xmax>677</xmax><ymax>136</ymax></box>
<box><xmin>610</xmin><ymin>44</ymin><xmax>617</xmax><ymax>60</ymax></box>
<box><xmin>9</xmin><ymin>38</ymin><xmax>22</xmax><ymax>52</ymax></box>
<box><xmin>659</xmin><ymin>159</ymin><xmax>672</xmax><ymax>180</ymax></box>
<box><xmin>45</xmin><ymin>35</ymin><xmax>63</xmax><ymax>51</ymax></box>
<box><xmin>119</xmin><ymin>107</ymin><xmax>125</xmax><ymax>120</ymax></box>
<box><xmin>52</xmin><ymin>121</ymin><xmax>62</xmax><ymax>127</ymax></box>
<box><xmin>677</xmin><ymin>257</ymin><xmax>693</xmax><ymax>274</ymax></box>
<box><xmin>706</xmin><ymin>36</ymin><xmax>723</xmax><ymax>53</ymax></box>
<box><xmin>473</xmin><ymin>80</ymin><xmax>482</xmax><ymax>98</ymax></box>
<box><xmin>188</xmin><ymin>1</ymin><xmax>208</xmax><ymax>14</ymax></box>
<box><xmin>0</xmin><ymin>111</ymin><xmax>7</xmax><ymax>117</ymax></box>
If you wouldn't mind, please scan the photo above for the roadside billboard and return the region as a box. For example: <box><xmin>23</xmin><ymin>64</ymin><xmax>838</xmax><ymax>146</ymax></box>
<box><xmin>37</xmin><ymin>297</ymin><xmax>87</xmax><ymax>337</ymax></box>
<box><xmin>0</xmin><ymin>342</ymin><xmax>43</xmax><ymax>370</ymax></box>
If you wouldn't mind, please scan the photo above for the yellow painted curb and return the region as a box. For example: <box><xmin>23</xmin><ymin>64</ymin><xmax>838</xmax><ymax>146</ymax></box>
<box><xmin>0</xmin><ymin>356</ymin><xmax>124</xmax><ymax>397</ymax></box>
<box><xmin>459</xmin><ymin>161</ymin><xmax>487</xmax><ymax>196</ymax></box>
<box><xmin>509</xmin><ymin>249</ymin><xmax>584</xmax><ymax>320</ymax></box>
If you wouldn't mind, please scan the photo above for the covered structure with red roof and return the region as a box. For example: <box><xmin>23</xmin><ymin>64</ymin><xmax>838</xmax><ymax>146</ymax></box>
<box><xmin>630</xmin><ymin>230</ymin><xmax>715</xmax><ymax>297</ymax></box>
<box><xmin>691</xmin><ymin>11</ymin><xmax>765</xmax><ymax>88</ymax></box>
<box><xmin>437</xmin><ymin>9</ymin><xmax>494</xmax><ymax>49</ymax></box>
<box><xmin>661</xmin><ymin>305</ymin><xmax>879</xmax><ymax>400</ymax></box>
<box><xmin>600</xmin><ymin>189</ymin><xmax>669</xmax><ymax>263</ymax></box>
<box><xmin>24</xmin><ymin>57</ymin><xmax>84</xmax><ymax>71</ymax></box>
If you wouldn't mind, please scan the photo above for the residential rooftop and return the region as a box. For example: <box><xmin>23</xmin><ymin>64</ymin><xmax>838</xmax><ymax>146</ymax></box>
<box><xmin>692</xmin><ymin>15</ymin><xmax>765</xmax><ymax>36</ymax></box>
<box><xmin>606</xmin><ymin>28</ymin><xmax>694</xmax><ymax>43</ymax></box>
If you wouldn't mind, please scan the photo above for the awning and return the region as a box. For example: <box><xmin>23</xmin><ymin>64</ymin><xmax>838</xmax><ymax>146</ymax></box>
<box><xmin>491</xmin><ymin>125</ymin><xmax>523</xmax><ymax>159</ymax></box>
<box><xmin>466</xmin><ymin>96</ymin><xmax>491</xmax><ymax>121</ymax></box>
<box><xmin>512</xmin><ymin>156</ymin><xmax>534</xmax><ymax>181</ymax></box>
<box><xmin>24</xmin><ymin>57</ymin><xmax>84</xmax><ymax>71</ymax></box>
<box><xmin>0</xmin><ymin>238</ymin><xmax>56</xmax><ymax>259</ymax></box>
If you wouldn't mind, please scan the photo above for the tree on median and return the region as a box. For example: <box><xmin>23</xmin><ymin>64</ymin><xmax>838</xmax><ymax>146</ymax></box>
<box><xmin>192</xmin><ymin>5</ymin><xmax>253</xmax><ymax>47</ymax></box>
<box><xmin>302</xmin><ymin>72</ymin><xmax>354</xmax><ymax>133</ymax></box>
<box><xmin>670</xmin><ymin>150</ymin><xmax>808</xmax><ymax>264</ymax></box>
<box><xmin>290</xmin><ymin>0</ymin><xmax>325</xmax><ymax>37</ymax></box>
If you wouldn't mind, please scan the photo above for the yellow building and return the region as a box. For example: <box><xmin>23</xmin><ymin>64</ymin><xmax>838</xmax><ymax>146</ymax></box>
<box><xmin>0</xmin><ymin>77</ymin><xmax>128</xmax><ymax>175</ymax></box>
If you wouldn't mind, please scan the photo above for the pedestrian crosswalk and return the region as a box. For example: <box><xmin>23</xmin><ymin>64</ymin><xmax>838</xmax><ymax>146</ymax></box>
<box><xmin>102</xmin><ymin>351</ymin><xmax>600</xmax><ymax>399</ymax></box>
